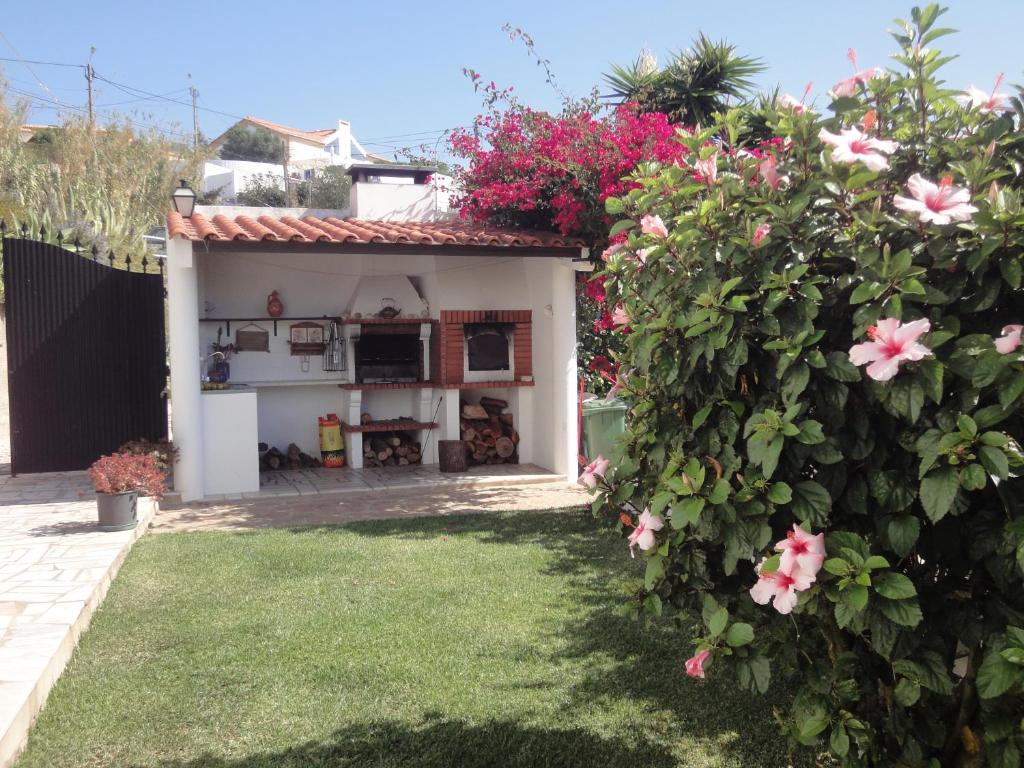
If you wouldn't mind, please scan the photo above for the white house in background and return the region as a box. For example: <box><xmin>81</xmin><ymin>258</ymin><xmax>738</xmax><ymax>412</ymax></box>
<box><xmin>165</xmin><ymin>163</ymin><xmax>585</xmax><ymax>502</ymax></box>
<box><xmin>202</xmin><ymin>116</ymin><xmax>387</xmax><ymax>199</ymax></box>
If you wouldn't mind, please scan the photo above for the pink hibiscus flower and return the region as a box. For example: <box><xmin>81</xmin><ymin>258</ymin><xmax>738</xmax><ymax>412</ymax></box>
<box><xmin>578</xmin><ymin>455</ymin><xmax>610</xmax><ymax>489</ymax></box>
<box><xmin>959</xmin><ymin>74</ymin><xmax>1008</xmax><ymax>114</ymax></box>
<box><xmin>893</xmin><ymin>174</ymin><xmax>979</xmax><ymax>225</ymax></box>
<box><xmin>627</xmin><ymin>509</ymin><xmax>664</xmax><ymax>556</ymax></box>
<box><xmin>779</xmin><ymin>82</ymin><xmax>813</xmax><ymax>113</ymax></box>
<box><xmin>601</xmin><ymin>243</ymin><xmax>624</xmax><ymax>262</ymax></box>
<box><xmin>758</xmin><ymin>155</ymin><xmax>788</xmax><ymax>190</ymax></box>
<box><xmin>640</xmin><ymin>214</ymin><xmax>669</xmax><ymax>238</ymax></box>
<box><xmin>832</xmin><ymin>49</ymin><xmax>884</xmax><ymax>97</ymax></box>
<box><xmin>695</xmin><ymin>152</ymin><xmax>719</xmax><ymax>184</ymax></box>
<box><xmin>611</xmin><ymin>305</ymin><xmax>631</xmax><ymax>328</ymax></box>
<box><xmin>685</xmin><ymin>649</ymin><xmax>711</xmax><ymax>679</ymax></box>
<box><xmin>749</xmin><ymin>559</ymin><xmax>815</xmax><ymax>615</ymax></box>
<box><xmin>848</xmin><ymin>318</ymin><xmax>932</xmax><ymax>382</ymax></box>
<box><xmin>752</xmin><ymin>223</ymin><xmax>771</xmax><ymax>247</ymax></box>
<box><xmin>775</xmin><ymin>524</ymin><xmax>826</xmax><ymax>578</ymax></box>
<box><xmin>995</xmin><ymin>324</ymin><xmax>1023</xmax><ymax>355</ymax></box>
<box><xmin>605</xmin><ymin>369</ymin><xmax>632</xmax><ymax>401</ymax></box>
<box><xmin>818</xmin><ymin>127</ymin><xmax>897</xmax><ymax>171</ymax></box>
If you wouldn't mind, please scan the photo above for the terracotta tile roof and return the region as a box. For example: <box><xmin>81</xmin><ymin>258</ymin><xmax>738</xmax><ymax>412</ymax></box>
<box><xmin>240</xmin><ymin>116</ymin><xmax>338</xmax><ymax>145</ymax></box>
<box><xmin>166</xmin><ymin>212</ymin><xmax>586</xmax><ymax>250</ymax></box>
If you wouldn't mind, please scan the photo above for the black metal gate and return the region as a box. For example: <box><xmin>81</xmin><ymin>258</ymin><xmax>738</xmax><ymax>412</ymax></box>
<box><xmin>2</xmin><ymin>235</ymin><xmax>168</xmax><ymax>474</ymax></box>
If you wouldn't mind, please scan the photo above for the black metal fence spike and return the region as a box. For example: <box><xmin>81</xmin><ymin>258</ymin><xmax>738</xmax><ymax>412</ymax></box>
<box><xmin>74</xmin><ymin>237</ymin><xmax>81</xmax><ymax>253</ymax></box>
<box><xmin>108</xmin><ymin>250</ymin><xmax>115</xmax><ymax>266</ymax></box>
<box><xmin>1</xmin><ymin>220</ymin><xmax>6</xmax><ymax>236</ymax></box>
<box><xmin>56</xmin><ymin>231</ymin><xmax>64</xmax><ymax>246</ymax></box>
<box><xmin>90</xmin><ymin>244</ymin><xmax>98</xmax><ymax>260</ymax></box>
<box><xmin>125</xmin><ymin>252</ymin><xmax>132</xmax><ymax>272</ymax></box>
<box><xmin>20</xmin><ymin>222</ymin><xmax>28</xmax><ymax>237</ymax></box>
<box><xmin>39</xmin><ymin>225</ymin><xmax>46</xmax><ymax>240</ymax></box>
<box><xmin>141</xmin><ymin>253</ymin><xmax>148</xmax><ymax>271</ymax></box>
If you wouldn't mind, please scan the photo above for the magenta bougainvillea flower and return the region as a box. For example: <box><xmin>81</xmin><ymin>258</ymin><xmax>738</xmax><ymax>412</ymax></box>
<box><xmin>776</xmin><ymin>525</ymin><xmax>826</xmax><ymax>577</ymax></box>
<box><xmin>685</xmin><ymin>649</ymin><xmax>711</xmax><ymax>679</ymax></box>
<box><xmin>818</xmin><ymin>127</ymin><xmax>897</xmax><ymax>171</ymax></box>
<box><xmin>995</xmin><ymin>324</ymin><xmax>1023</xmax><ymax>354</ymax></box>
<box><xmin>640</xmin><ymin>214</ymin><xmax>668</xmax><ymax>238</ymax></box>
<box><xmin>627</xmin><ymin>509</ymin><xmax>664</xmax><ymax>555</ymax></box>
<box><xmin>893</xmin><ymin>174</ymin><xmax>979</xmax><ymax>225</ymax></box>
<box><xmin>578</xmin><ymin>455</ymin><xmax>611</xmax><ymax>488</ymax></box>
<box><xmin>848</xmin><ymin>318</ymin><xmax>932</xmax><ymax>381</ymax></box>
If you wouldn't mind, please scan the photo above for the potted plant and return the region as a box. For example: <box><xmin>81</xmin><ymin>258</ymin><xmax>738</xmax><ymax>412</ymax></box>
<box><xmin>88</xmin><ymin>452</ymin><xmax>168</xmax><ymax>531</ymax></box>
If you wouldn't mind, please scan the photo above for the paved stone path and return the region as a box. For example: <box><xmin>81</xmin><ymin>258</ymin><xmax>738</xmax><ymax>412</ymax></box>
<box><xmin>0</xmin><ymin>471</ymin><xmax>154</xmax><ymax>768</ymax></box>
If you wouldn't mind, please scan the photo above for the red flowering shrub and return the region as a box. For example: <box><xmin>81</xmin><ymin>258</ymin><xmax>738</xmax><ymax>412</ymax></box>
<box><xmin>450</xmin><ymin>103</ymin><xmax>690</xmax><ymax>244</ymax></box>
<box><xmin>88</xmin><ymin>452</ymin><xmax>167</xmax><ymax>497</ymax></box>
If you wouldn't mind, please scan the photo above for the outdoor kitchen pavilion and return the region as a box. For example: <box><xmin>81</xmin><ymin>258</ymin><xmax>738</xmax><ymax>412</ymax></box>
<box><xmin>164</xmin><ymin>208</ymin><xmax>586</xmax><ymax>502</ymax></box>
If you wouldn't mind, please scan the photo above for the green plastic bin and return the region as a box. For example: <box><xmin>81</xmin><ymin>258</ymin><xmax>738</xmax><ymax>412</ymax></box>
<box><xmin>581</xmin><ymin>397</ymin><xmax>627</xmax><ymax>461</ymax></box>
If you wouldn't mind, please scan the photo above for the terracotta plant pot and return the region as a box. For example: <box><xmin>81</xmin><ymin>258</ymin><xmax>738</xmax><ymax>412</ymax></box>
<box><xmin>267</xmin><ymin>290</ymin><xmax>284</xmax><ymax>318</ymax></box>
<box><xmin>96</xmin><ymin>491</ymin><xmax>138</xmax><ymax>532</ymax></box>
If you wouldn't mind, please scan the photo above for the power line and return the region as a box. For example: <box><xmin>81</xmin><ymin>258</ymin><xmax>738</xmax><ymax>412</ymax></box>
<box><xmin>0</xmin><ymin>54</ymin><xmax>83</xmax><ymax>68</ymax></box>
<box><xmin>94</xmin><ymin>72</ymin><xmax>246</xmax><ymax>121</ymax></box>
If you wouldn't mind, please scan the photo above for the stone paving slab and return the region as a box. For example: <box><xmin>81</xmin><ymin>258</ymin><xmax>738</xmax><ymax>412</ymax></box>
<box><xmin>0</xmin><ymin>473</ymin><xmax>154</xmax><ymax>768</ymax></box>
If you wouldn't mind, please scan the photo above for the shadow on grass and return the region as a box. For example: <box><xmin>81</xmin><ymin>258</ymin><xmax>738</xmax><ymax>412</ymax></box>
<box><xmin>137</xmin><ymin>717</ymin><xmax>677</xmax><ymax>768</ymax></box>
<box><xmin>313</xmin><ymin>511</ymin><xmax>809</xmax><ymax>768</ymax></box>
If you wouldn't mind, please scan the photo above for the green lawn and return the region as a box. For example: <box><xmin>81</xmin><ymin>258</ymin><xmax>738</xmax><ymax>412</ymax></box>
<box><xmin>17</xmin><ymin>510</ymin><xmax>809</xmax><ymax>768</ymax></box>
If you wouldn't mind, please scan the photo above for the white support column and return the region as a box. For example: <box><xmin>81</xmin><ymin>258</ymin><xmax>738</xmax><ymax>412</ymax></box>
<box><xmin>551</xmin><ymin>258</ymin><xmax>579</xmax><ymax>481</ymax></box>
<box><xmin>344</xmin><ymin>390</ymin><xmax>363</xmax><ymax>469</ymax></box>
<box><xmin>166</xmin><ymin>237</ymin><xmax>204</xmax><ymax>501</ymax></box>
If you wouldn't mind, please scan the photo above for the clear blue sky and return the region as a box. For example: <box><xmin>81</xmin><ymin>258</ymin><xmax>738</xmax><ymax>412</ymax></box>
<box><xmin>3</xmin><ymin>1</ymin><xmax>1021</xmax><ymax>161</ymax></box>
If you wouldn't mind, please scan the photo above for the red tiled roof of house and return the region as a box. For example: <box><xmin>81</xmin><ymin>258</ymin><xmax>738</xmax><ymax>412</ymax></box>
<box><xmin>211</xmin><ymin>116</ymin><xmax>337</xmax><ymax>147</ymax></box>
<box><xmin>166</xmin><ymin>212</ymin><xmax>586</xmax><ymax>250</ymax></box>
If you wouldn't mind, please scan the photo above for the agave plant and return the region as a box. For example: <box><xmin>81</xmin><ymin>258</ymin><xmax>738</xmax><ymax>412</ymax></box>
<box><xmin>604</xmin><ymin>34</ymin><xmax>766</xmax><ymax>125</ymax></box>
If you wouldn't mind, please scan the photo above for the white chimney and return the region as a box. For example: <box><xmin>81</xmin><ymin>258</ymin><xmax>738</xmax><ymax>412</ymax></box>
<box><xmin>347</xmin><ymin>162</ymin><xmax>439</xmax><ymax>221</ymax></box>
<box><xmin>335</xmin><ymin>120</ymin><xmax>352</xmax><ymax>167</ymax></box>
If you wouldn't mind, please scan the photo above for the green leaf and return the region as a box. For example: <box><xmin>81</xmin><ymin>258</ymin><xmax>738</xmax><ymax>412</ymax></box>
<box><xmin>888</xmin><ymin>379</ymin><xmax>925</xmax><ymax>422</ymax></box>
<box><xmin>825</xmin><ymin>351</ymin><xmax>862</xmax><ymax>382</ymax></box>
<box><xmin>604</xmin><ymin>196</ymin><xmax>625</xmax><ymax>214</ymax></box>
<box><xmin>977</xmin><ymin>645</ymin><xmax>1024</xmax><ymax>699</ymax></box>
<box><xmin>850</xmin><ymin>280</ymin><xmax>886</xmax><ymax>304</ymax></box>
<box><xmin>879</xmin><ymin>598</ymin><xmax>923</xmax><ymax>628</ymax></box>
<box><xmin>767</xmin><ymin>482</ymin><xmax>792</xmax><ymax>504</ymax></box>
<box><xmin>874</xmin><ymin>572</ymin><xmax>916</xmax><ymax>600</ymax></box>
<box><xmin>644</xmin><ymin>556</ymin><xmax>665</xmax><ymax>590</ymax></box>
<box><xmin>920</xmin><ymin>467</ymin><xmax>959</xmax><ymax>523</ymax></box>
<box><xmin>824</xmin><ymin>558</ymin><xmax>850</xmax><ymax>576</ymax></box>
<box><xmin>708</xmin><ymin>607</ymin><xmax>729</xmax><ymax>637</ymax></box>
<box><xmin>979</xmin><ymin>446</ymin><xmax>1009</xmax><ymax>480</ymax></box>
<box><xmin>835</xmin><ymin>600</ymin><xmax>859</xmax><ymax>629</ymax></box>
<box><xmin>797</xmin><ymin>715</ymin><xmax>829</xmax><ymax>745</ymax></box>
<box><xmin>918</xmin><ymin>359</ymin><xmax>944</xmax><ymax>403</ymax></box>
<box><xmin>791</xmin><ymin>481</ymin><xmax>832</xmax><ymax>527</ymax></box>
<box><xmin>691</xmin><ymin>403</ymin><xmax>713</xmax><ymax>430</ymax></box>
<box><xmin>864</xmin><ymin>555</ymin><xmax>890</xmax><ymax>571</ymax></box>
<box><xmin>795</xmin><ymin>420</ymin><xmax>825</xmax><ymax>445</ymax></box>
<box><xmin>725</xmin><ymin>622</ymin><xmax>754</xmax><ymax>647</ymax></box>
<box><xmin>894</xmin><ymin>678</ymin><xmax>921</xmax><ymax>706</ymax></box>
<box><xmin>847</xmin><ymin>584</ymin><xmax>869</xmax><ymax>610</ymax></box>
<box><xmin>707</xmin><ymin>479</ymin><xmax>731</xmax><ymax>505</ymax></box>
<box><xmin>830</xmin><ymin>724</ymin><xmax>850</xmax><ymax>757</ymax></box>
<box><xmin>672</xmin><ymin>497</ymin><xmax>705</xmax><ymax>528</ymax></box>
<box><xmin>748</xmin><ymin>656</ymin><xmax>770</xmax><ymax>694</ymax></box>
<box><xmin>887</xmin><ymin>516</ymin><xmax>920</xmax><ymax>557</ymax></box>
<box><xmin>960</xmin><ymin>463</ymin><xmax>988</xmax><ymax>491</ymax></box>
<box><xmin>782</xmin><ymin>363</ymin><xmax>810</xmax><ymax>403</ymax></box>
<box><xmin>608</xmin><ymin>218</ymin><xmax>634</xmax><ymax>237</ymax></box>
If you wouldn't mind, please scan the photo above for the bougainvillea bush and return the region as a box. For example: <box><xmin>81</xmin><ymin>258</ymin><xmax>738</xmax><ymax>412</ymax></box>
<box><xmin>587</xmin><ymin>6</ymin><xmax>1024</xmax><ymax>766</ymax></box>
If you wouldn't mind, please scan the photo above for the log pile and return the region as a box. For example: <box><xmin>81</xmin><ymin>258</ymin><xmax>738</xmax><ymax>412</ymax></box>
<box><xmin>460</xmin><ymin>396</ymin><xmax>519</xmax><ymax>466</ymax></box>
<box><xmin>362</xmin><ymin>431</ymin><xmax>423</xmax><ymax>468</ymax></box>
<box><xmin>260</xmin><ymin>442</ymin><xmax>322</xmax><ymax>471</ymax></box>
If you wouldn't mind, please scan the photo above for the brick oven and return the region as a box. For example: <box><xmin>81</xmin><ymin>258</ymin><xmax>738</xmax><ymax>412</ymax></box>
<box><xmin>436</xmin><ymin>310</ymin><xmax>533</xmax><ymax>387</ymax></box>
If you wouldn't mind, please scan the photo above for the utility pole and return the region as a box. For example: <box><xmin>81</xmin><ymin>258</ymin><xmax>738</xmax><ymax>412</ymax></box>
<box><xmin>84</xmin><ymin>47</ymin><xmax>96</xmax><ymax>125</ymax></box>
<box><xmin>282</xmin><ymin>138</ymin><xmax>292</xmax><ymax>207</ymax></box>
<box><xmin>188</xmin><ymin>73</ymin><xmax>200</xmax><ymax>148</ymax></box>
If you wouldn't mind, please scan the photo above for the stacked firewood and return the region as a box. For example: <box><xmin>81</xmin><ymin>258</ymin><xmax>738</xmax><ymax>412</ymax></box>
<box><xmin>362</xmin><ymin>431</ymin><xmax>423</xmax><ymax>467</ymax></box>
<box><xmin>260</xmin><ymin>442</ymin><xmax>322</xmax><ymax>471</ymax></box>
<box><xmin>460</xmin><ymin>396</ymin><xmax>519</xmax><ymax>466</ymax></box>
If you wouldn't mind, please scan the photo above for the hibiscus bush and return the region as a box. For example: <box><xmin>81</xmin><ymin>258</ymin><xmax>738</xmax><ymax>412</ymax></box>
<box><xmin>588</xmin><ymin>6</ymin><xmax>1024</xmax><ymax>766</ymax></box>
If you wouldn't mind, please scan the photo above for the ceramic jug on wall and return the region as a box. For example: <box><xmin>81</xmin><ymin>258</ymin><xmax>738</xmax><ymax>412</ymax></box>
<box><xmin>267</xmin><ymin>290</ymin><xmax>284</xmax><ymax>318</ymax></box>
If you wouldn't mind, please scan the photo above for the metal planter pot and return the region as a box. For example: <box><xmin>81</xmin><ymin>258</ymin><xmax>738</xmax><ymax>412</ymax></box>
<box><xmin>96</xmin><ymin>491</ymin><xmax>138</xmax><ymax>532</ymax></box>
